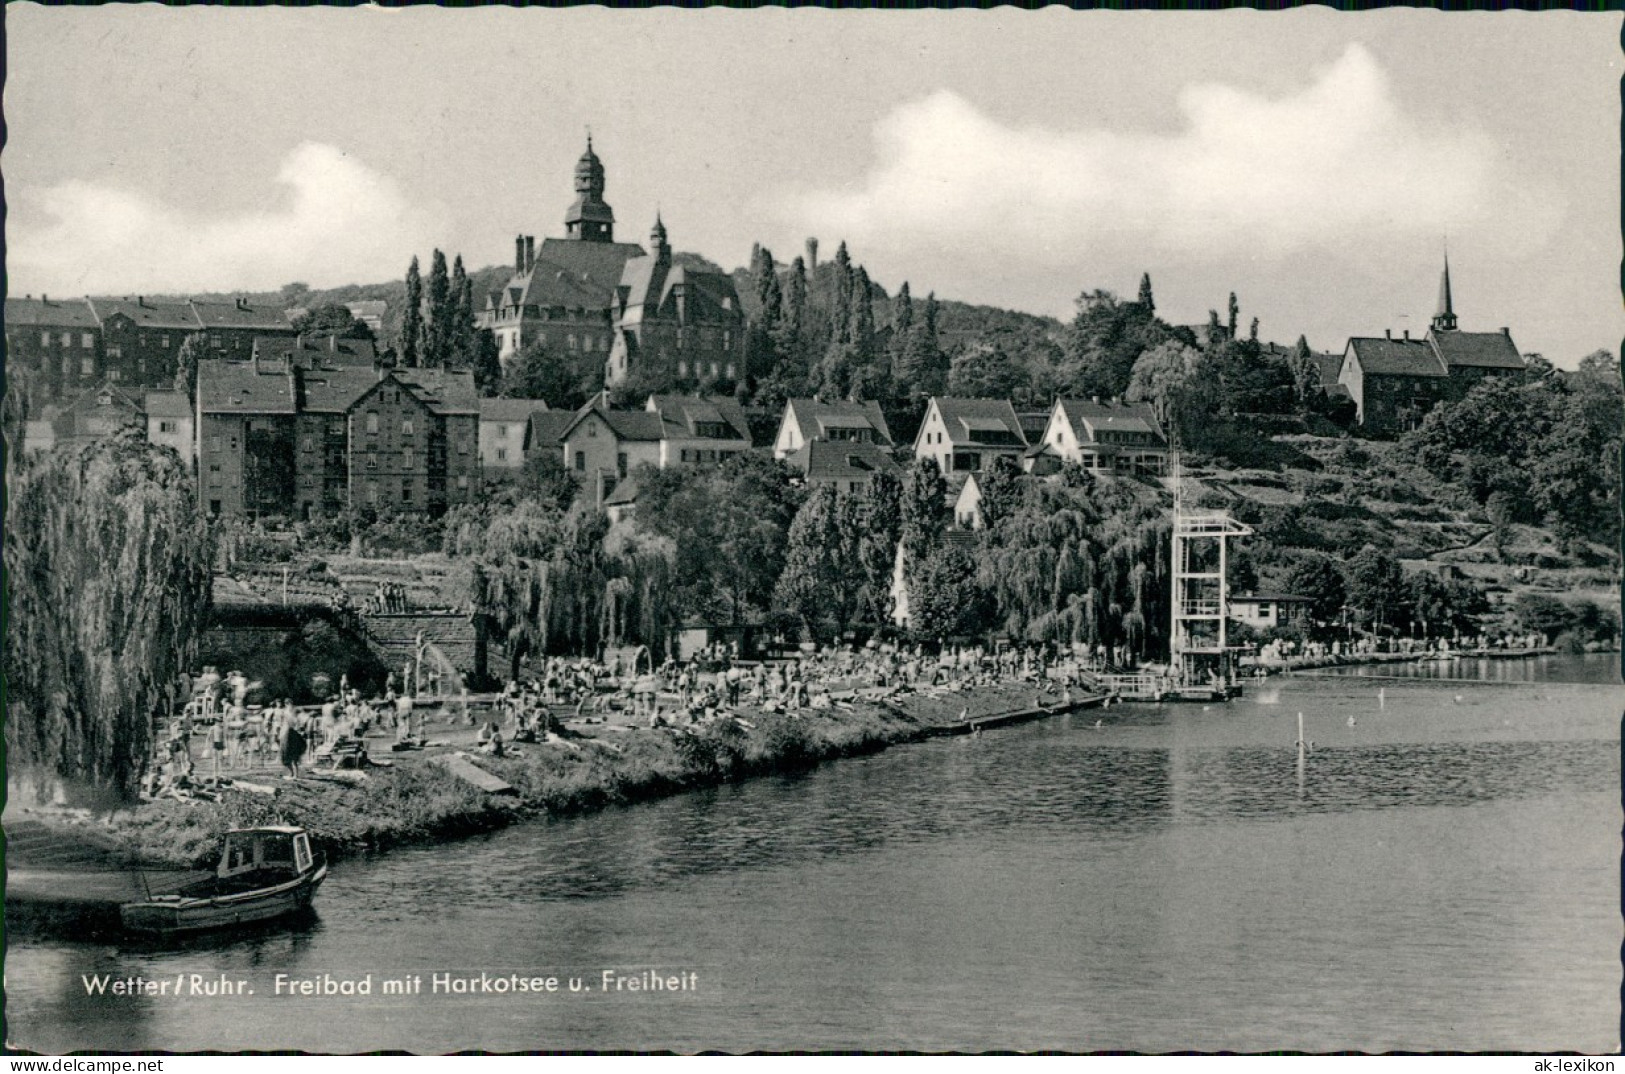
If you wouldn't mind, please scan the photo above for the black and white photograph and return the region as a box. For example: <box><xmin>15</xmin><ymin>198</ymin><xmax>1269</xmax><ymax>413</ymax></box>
<box><xmin>2</xmin><ymin>5</ymin><xmax>1621</xmax><ymax>1057</ymax></box>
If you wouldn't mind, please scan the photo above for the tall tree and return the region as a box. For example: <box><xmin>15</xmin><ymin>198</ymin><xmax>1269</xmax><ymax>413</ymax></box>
<box><xmin>855</xmin><ymin>470</ymin><xmax>903</xmax><ymax>625</ymax></box>
<box><xmin>173</xmin><ymin>332</ymin><xmax>207</xmax><ymax>407</ymax></box>
<box><xmin>1226</xmin><ymin>292</ymin><xmax>1239</xmax><ymax>339</ymax></box>
<box><xmin>774</xmin><ymin>484</ymin><xmax>846</xmax><ymax>638</ymax></box>
<box><xmin>472</xmin><ymin>328</ymin><xmax>504</xmax><ymax>397</ymax></box>
<box><xmin>5</xmin><ymin>427</ymin><xmax>214</xmax><ymax>799</ymax></box>
<box><xmin>424</xmin><ymin>249</ymin><xmax>451</xmax><ymax>368</ymax></box>
<box><xmin>900</xmin><ymin>456</ymin><xmax>948</xmax><ymax>565</ymax></box>
<box><xmin>401</xmin><ymin>256</ymin><xmax>424</xmax><ymax>368</ymax></box>
<box><xmin>1137</xmin><ymin>272</ymin><xmax>1156</xmax><ymax>315</ymax></box>
<box><xmin>448</xmin><ymin>255</ymin><xmax>476</xmax><ymax>368</ymax></box>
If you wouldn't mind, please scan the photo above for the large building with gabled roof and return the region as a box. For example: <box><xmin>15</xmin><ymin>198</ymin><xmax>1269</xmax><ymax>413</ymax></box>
<box><xmin>479</xmin><ymin>140</ymin><xmax>647</xmax><ymax>363</ymax></box>
<box><xmin>1338</xmin><ymin>257</ymin><xmax>1526</xmax><ymax>433</ymax></box>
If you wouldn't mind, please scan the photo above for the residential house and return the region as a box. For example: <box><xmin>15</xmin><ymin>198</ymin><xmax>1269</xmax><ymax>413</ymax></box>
<box><xmin>1035</xmin><ymin>398</ymin><xmax>1169</xmax><ymax>476</ymax></box>
<box><xmin>88</xmin><ymin>296</ymin><xmax>201</xmax><ymax>390</ymax></box>
<box><xmin>786</xmin><ymin>439</ymin><xmax>900</xmax><ymax>494</ymax></box>
<box><xmin>912</xmin><ymin>397</ymin><xmax>1028</xmax><ymax>474</ymax></box>
<box><xmin>144</xmin><ymin>390</ymin><xmax>195</xmax><ymax>465</ymax></box>
<box><xmin>772</xmin><ymin>398</ymin><xmax>894</xmax><ymax>460</ymax></box>
<box><xmin>558</xmin><ymin>401</ymin><xmax>666</xmax><ymax>508</ymax></box>
<box><xmin>644</xmin><ymin>394</ymin><xmax>753</xmax><ymax>467</ymax></box>
<box><xmin>345</xmin><ymin>301</ymin><xmax>387</xmax><ymax>335</ymax></box>
<box><xmin>52</xmin><ymin>382</ymin><xmax>146</xmax><ymax>450</ymax></box>
<box><xmin>605</xmin><ymin>216</ymin><xmax>746</xmax><ymax>388</ymax></box>
<box><xmin>4</xmin><ymin>295</ymin><xmax>102</xmax><ymax>404</ymax></box>
<box><xmin>479</xmin><ymin>398</ymin><xmax>552</xmax><ymax>470</ymax></box>
<box><xmin>196</xmin><ymin>356</ymin><xmax>298</xmax><ymax>519</ymax></box>
<box><xmin>954</xmin><ymin>471</ymin><xmax>986</xmax><ymax>530</ymax></box>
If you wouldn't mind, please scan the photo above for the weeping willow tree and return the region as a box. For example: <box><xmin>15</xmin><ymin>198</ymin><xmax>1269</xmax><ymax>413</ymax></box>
<box><xmin>976</xmin><ymin>470</ymin><xmax>1172</xmax><ymax>662</ymax></box>
<box><xmin>5</xmin><ymin>425</ymin><xmax>214</xmax><ymax>801</ymax></box>
<box><xmin>460</xmin><ymin>499</ymin><xmax>678</xmax><ymax>672</ymax></box>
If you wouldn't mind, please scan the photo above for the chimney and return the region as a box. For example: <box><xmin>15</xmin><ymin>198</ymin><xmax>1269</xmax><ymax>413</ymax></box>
<box><xmin>1403</xmin><ymin>329</ymin><xmax>1410</xmax><ymax>341</ymax></box>
<box><xmin>1385</xmin><ymin>329</ymin><xmax>1391</xmax><ymax>340</ymax></box>
<box><xmin>138</xmin><ymin>295</ymin><xmax>146</xmax><ymax>308</ymax></box>
<box><xmin>1501</xmin><ymin>327</ymin><xmax>1510</xmax><ymax>337</ymax></box>
<box><xmin>806</xmin><ymin>237</ymin><xmax>819</xmax><ymax>272</ymax></box>
<box><xmin>516</xmin><ymin>235</ymin><xmax>525</xmax><ymax>273</ymax></box>
<box><xmin>526</xmin><ymin>236</ymin><xmax>536</xmax><ymax>272</ymax></box>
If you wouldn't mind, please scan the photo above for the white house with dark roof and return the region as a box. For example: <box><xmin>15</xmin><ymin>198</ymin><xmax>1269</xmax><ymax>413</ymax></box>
<box><xmin>644</xmin><ymin>395</ymin><xmax>753</xmax><ymax>467</ymax></box>
<box><xmin>144</xmin><ymin>390</ymin><xmax>194</xmax><ymax>465</ymax></box>
<box><xmin>1036</xmin><ymin>399</ymin><xmax>1169</xmax><ymax>476</ymax></box>
<box><xmin>773</xmin><ymin>398</ymin><xmax>894</xmax><ymax>459</ymax></box>
<box><xmin>912</xmin><ymin>397</ymin><xmax>1028</xmax><ymax>474</ymax></box>
<box><xmin>478</xmin><ymin>397</ymin><xmax>551</xmax><ymax>470</ymax></box>
<box><xmin>785</xmin><ymin>439</ymin><xmax>899</xmax><ymax>494</ymax></box>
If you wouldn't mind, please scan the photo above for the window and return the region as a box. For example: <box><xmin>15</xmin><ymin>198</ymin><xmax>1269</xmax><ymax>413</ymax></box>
<box><xmin>161</xmin><ymin>335</ymin><xmax>171</xmax><ymax>348</ymax></box>
<box><xmin>60</xmin><ymin>332</ymin><xmax>71</xmax><ymax>347</ymax></box>
<box><xmin>725</xmin><ymin>363</ymin><xmax>735</xmax><ymax>379</ymax></box>
<box><xmin>160</xmin><ymin>420</ymin><xmax>177</xmax><ymax>434</ymax></box>
<box><xmin>208</xmin><ymin>435</ymin><xmax>222</xmax><ymax>451</ymax></box>
<box><xmin>567</xmin><ymin>334</ymin><xmax>577</xmax><ymax>352</ymax></box>
<box><xmin>39</xmin><ymin>332</ymin><xmax>50</xmax><ymax>347</ymax></box>
<box><xmin>137</xmin><ymin>359</ymin><xmax>147</xmax><ymax>374</ymax></box>
<box><xmin>108</xmin><ymin>370</ymin><xmax>122</xmax><ymax>382</ymax></box>
<box><xmin>458</xmin><ymin>439</ymin><xmax>469</xmax><ymax>455</ymax></box>
<box><xmin>366</xmin><ymin>413</ymin><xmax>379</xmax><ymax>434</ymax></box>
<box><xmin>209</xmin><ymin>463</ymin><xmax>221</xmax><ymax>473</ymax></box>
<box><xmin>401</xmin><ymin>484</ymin><xmax>413</xmax><ymax>503</ymax></box>
<box><xmin>301</xmin><ymin>437</ymin><xmax>314</xmax><ymax>452</ymax></box>
<box><xmin>724</xmin><ymin>331</ymin><xmax>732</xmax><ymax>351</ymax></box>
<box><xmin>617</xmin><ymin>452</ymin><xmax>627</xmax><ymax>478</ymax></box>
<box><xmin>497</xmin><ymin>424</ymin><xmax>509</xmax><ymax>437</ymax></box>
<box><xmin>403</xmin><ymin>448</ymin><xmax>415</xmax><ymax>469</ymax></box>
<box><xmin>367</xmin><ymin>483</ymin><xmax>378</xmax><ymax>504</ymax></box>
<box><xmin>574</xmin><ymin>451</ymin><xmax>585</xmax><ymax>472</ymax></box>
<box><xmin>710</xmin><ymin>362</ymin><xmax>719</xmax><ymax>377</ymax></box>
<box><xmin>587</xmin><ymin>424</ymin><xmax>596</xmax><ymax>438</ymax></box>
<box><xmin>107</xmin><ymin>345</ymin><xmax>122</xmax><ymax>359</ymax></box>
<box><xmin>401</xmin><ymin>418</ymin><xmax>414</xmax><ymax>435</ymax></box>
<box><xmin>677</xmin><ymin>361</ymin><xmax>688</xmax><ymax>377</ymax></box>
<box><xmin>495</xmin><ymin>448</ymin><xmax>508</xmax><ymax>462</ymax></box>
<box><xmin>210</xmin><ymin>334</ymin><xmax>222</xmax><ymax>349</ymax></box>
<box><xmin>209</xmin><ymin>500</ymin><xmax>221</xmax><ymax>516</ymax></box>
<box><xmin>81</xmin><ymin>357</ymin><xmax>95</xmax><ymax>376</ymax></box>
<box><xmin>457</xmin><ymin>475</ymin><xmax>469</xmax><ymax>489</ymax></box>
<box><xmin>81</xmin><ymin>333</ymin><xmax>94</xmax><ymax>349</ymax></box>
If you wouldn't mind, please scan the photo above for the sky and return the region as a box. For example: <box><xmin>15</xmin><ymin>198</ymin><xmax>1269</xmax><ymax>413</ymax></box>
<box><xmin>5</xmin><ymin>7</ymin><xmax>1621</xmax><ymax>365</ymax></box>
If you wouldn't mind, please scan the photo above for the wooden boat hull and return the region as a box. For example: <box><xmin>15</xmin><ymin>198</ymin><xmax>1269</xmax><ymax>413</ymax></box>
<box><xmin>120</xmin><ymin>865</ymin><xmax>327</xmax><ymax>936</ymax></box>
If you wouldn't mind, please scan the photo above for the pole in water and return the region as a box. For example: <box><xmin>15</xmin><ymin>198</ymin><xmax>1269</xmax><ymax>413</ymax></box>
<box><xmin>1297</xmin><ymin>711</ymin><xmax>1305</xmax><ymax>748</ymax></box>
<box><xmin>1378</xmin><ymin>687</ymin><xmax>1385</xmax><ymax>710</ymax></box>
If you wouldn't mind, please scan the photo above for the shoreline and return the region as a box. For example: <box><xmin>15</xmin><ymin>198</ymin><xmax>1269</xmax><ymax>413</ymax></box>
<box><xmin>6</xmin><ymin>682</ymin><xmax>1109</xmax><ymax>899</ymax></box>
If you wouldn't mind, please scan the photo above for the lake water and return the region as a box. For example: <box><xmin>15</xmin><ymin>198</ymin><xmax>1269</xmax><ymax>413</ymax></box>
<box><xmin>7</xmin><ymin>654</ymin><xmax>1620</xmax><ymax>1053</ymax></box>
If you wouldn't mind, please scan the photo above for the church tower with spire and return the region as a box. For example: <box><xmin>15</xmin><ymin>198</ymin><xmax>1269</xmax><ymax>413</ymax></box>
<box><xmin>565</xmin><ymin>136</ymin><xmax>616</xmax><ymax>243</ymax></box>
<box><xmin>1431</xmin><ymin>254</ymin><xmax>1458</xmax><ymax>333</ymax></box>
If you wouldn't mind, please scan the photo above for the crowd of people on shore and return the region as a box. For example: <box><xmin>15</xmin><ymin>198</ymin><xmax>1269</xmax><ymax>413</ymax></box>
<box><xmin>143</xmin><ymin>640</ymin><xmax>1104</xmax><ymax>795</ymax></box>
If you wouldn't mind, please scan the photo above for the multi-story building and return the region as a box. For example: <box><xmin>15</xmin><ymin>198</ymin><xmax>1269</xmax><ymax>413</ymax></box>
<box><xmin>3</xmin><ymin>295</ymin><xmax>103</xmax><ymax>405</ymax></box>
<box><xmin>88</xmin><ymin>296</ymin><xmax>201</xmax><ymax>390</ymax></box>
<box><xmin>1032</xmin><ymin>398</ymin><xmax>1169</xmax><ymax>476</ymax></box>
<box><xmin>190</xmin><ymin>297</ymin><xmax>296</xmax><ymax>362</ymax></box>
<box><xmin>1338</xmin><ymin>259</ymin><xmax>1526</xmax><ymax>434</ymax></box>
<box><xmin>478</xmin><ymin>398</ymin><xmax>553</xmax><ymax>470</ymax></box>
<box><xmin>772</xmin><ymin>398</ymin><xmax>894</xmax><ymax>459</ymax></box>
<box><xmin>144</xmin><ymin>390</ymin><xmax>195</xmax><ymax>466</ymax></box>
<box><xmin>912</xmin><ymin>397</ymin><xmax>1028</xmax><ymax>474</ymax></box>
<box><xmin>197</xmin><ymin>356</ymin><xmax>478</xmax><ymax>520</ymax></box>
<box><xmin>480</xmin><ymin>140</ymin><xmax>646</xmax><ymax>363</ymax></box>
<box><xmin>605</xmin><ymin>217</ymin><xmax>746</xmax><ymax>388</ymax></box>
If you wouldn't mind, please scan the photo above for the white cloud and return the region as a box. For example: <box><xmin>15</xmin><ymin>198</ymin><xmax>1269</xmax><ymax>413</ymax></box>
<box><xmin>773</xmin><ymin>46</ymin><xmax>1560</xmax><ymax>272</ymax></box>
<box><xmin>8</xmin><ymin>143</ymin><xmax>448</xmax><ymax>295</ymax></box>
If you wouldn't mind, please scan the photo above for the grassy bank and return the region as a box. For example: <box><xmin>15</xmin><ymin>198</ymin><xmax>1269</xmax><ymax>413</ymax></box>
<box><xmin>108</xmin><ymin>684</ymin><xmax>1051</xmax><ymax>870</ymax></box>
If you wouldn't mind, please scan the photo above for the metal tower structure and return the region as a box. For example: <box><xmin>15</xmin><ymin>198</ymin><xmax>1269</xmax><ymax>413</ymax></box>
<box><xmin>1168</xmin><ymin>451</ymin><xmax>1252</xmax><ymax>692</ymax></box>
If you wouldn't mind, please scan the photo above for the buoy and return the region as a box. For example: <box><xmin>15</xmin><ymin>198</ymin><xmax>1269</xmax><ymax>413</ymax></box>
<box><xmin>1347</xmin><ymin>715</ymin><xmax>1356</xmax><ymax>728</ymax></box>
<box><xmin>1094</xmin><ymin>719</ymin><xmax>1103</xmax><ymax>730</ymax></box>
